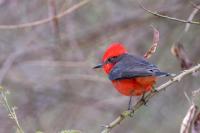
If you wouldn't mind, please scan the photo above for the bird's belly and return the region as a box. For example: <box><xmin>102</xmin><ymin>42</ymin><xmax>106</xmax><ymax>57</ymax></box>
<box><xmin>112</xmin><ymin>76</ymin><xmax>156</xmax><ymax>96</ymax></box>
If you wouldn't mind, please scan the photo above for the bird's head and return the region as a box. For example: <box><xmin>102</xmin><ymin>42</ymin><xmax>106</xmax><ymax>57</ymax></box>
<box><xmin>93</xmin><ymin>43</ymin><xmax>127</xmax><ymax>74</ymax></box>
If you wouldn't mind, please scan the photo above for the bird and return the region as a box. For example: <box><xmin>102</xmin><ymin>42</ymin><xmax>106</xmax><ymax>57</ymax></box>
<box><xmin>93</xmin><ymin>43</ymin><xmax>173</xmax><ymax>110</ymax></box>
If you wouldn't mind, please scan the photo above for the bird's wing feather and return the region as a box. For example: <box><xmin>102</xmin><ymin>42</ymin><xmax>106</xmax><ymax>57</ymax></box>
<box><xmin>109</xmin><ymin>54</ymin><xmax>169</xmax><ymax>80</ymax></box>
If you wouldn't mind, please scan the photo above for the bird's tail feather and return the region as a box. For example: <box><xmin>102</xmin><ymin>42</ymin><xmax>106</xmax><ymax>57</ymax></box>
<box><xmin>155</xmin><ymin>71</ymin><xmax>176</xmax><ymax>77</ymax></box>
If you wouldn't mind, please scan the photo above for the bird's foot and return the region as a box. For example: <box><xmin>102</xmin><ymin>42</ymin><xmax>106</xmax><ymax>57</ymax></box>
<box><xmin>140</xmin><ymin>93</ymin><xmax>147</xmax><ymax>105</ymax></box>
<box><xmin>140</xmin><ymin>97</ymin><xmax>147</xmax><ymax>105</ymax></box>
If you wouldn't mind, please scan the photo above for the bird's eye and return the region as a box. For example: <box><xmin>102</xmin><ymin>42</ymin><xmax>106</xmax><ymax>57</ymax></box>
<box><xmin>107</xmin><ymin>58</ymin><xmax>111</xmax><ymax>62</ymax></box>
<box><xmin>107</xmin><ymin>56</ymin><xmax>118</xmax><ymax>63</ymax></box>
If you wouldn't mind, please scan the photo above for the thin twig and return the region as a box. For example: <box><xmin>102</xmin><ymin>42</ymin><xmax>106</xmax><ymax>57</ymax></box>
<box><xmin>101</xmin><ymin>64</ymin><xmax>200</xmax><ymax>133</ymax></box>
<box><xmin>171</xmin><ymin>42</ymin><xmax>193</xmax><ymax>69</ymax></box>
<box><xmin>185</xmin><ymin>4</ymin><xmax>200</xmax><ymax>32</ymax></box>
<box><xmin>0</xmin><ymin>0</ymin><xmax>90</xmax><ymax>29</ymax></box>
<box><xmin>143</xmin><ymin>25</ymin><xmax>159</xmax><ymax>59</ymax></box>
<box><xmin>137</xmin><ymin>0</ymin><xmax>200</xmax><ymax>25</ymax></box>
<box><xmin>184</xmin><ymin>91</ymin><xmax>193</xmax><ymax>105</ymax></box>
<box><xmin>180</xmin><ymin>104</ymin><xmax>198</xmax><ymax>133</ymax></box>
<box><xmin>189</xmin><ymin>0</ymin><xmax>200</xmax><ymax>10</ymax></box>
<box><xmin>0</xmin><ymin>87</ymin><xmax>24</xmax><ymax>133</ymax></box>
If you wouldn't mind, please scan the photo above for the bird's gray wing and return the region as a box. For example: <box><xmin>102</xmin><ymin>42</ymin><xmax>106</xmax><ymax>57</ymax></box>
<box><xmin>108</xmin><ymin>54</ymin><xmax>170</xmax><ymax>80</ymax></box>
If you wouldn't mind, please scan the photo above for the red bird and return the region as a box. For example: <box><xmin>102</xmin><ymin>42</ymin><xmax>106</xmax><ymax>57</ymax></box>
<box><xmin>93</xmin><ymin>43</ymin><xmax>172</xmax><ymax>109</ymax></box>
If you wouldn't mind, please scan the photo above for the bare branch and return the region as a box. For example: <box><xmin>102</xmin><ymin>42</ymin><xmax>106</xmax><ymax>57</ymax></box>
<box><xmin>189</xmin><ymin>0</ymin><xmax>200</xmax><ymax>10</ymax></box>
<box><xmin>0</xmin><ymin>87</ymin><xmax>24</xmax><ymax>133</ymax></box>
<box><xmin>144</xmin><ymin>26</ymin><xmax>159</xmax><ymax>59</ymax></box>
<box><xmin>101</xmin><ymin>64</ymin><xmax>200</xmax><ymax>133</ymax></box>
<box><xmin>185</xmin><ymin>4</ymin><xmax>200</xmax><ymax>32</ymax></box>
<box><xmin>0</xmin><ymin>0</ymin><xmax>90</xmax><ymax>29</ymax></box>
<box><xmin>137</xmin><ymin>1</ymin><xmax>200</xmax><ymax>25</ymax></box>
<box><xmin>180</xmin><ymin>104</ymin><xmax>198</xmax><ymax>133</ymax></box>
<box><xmin>171</xmin><ymin>42</ymin><xmax>193</xmax><ymax>69</ymax></box>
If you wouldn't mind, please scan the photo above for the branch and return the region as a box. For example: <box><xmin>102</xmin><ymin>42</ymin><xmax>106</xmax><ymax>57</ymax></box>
<box><xmin>0</xmin><ymin>87</ymin><xmax>24</xmax><ymax>133</ymax></box>
<box><xmin>171</xmin><ymin>42</ymin><xmax>193</xmax><ymax>69</ymax></box>
<box><xmin>143</xmin><ymin>26</ymin><xmax>159</xmax><ymax>59</ymax></box>
<box><xmin>101</xmin><ymin>63</ymin><xmax>200</xmax><ymax>133</ymax></box>
<box><xmin>189</xmin><ymin>0</ymin><xmax>200</xmax><ymax>10</ymax></box>
<box><xmin>185</xmin><ymin>4</ymin><xmax>200</xmax><ymax>32</ymax></box>
<box><xmin>180</xmin><ymin>104</ymin><xmax>198</xmax><ymax>133</ymax></box>
<box><xmin>0</xmin><ymin>0</ymin><xmax>90</xmax><ymax>29</ymax></box>
<box><xmin>137</xmin><ymin>1</ymin><xmax>200</xmax><ymax>25</ymax></box>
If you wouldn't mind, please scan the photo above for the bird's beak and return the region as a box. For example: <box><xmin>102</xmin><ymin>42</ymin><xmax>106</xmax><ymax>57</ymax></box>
<box><xmin>93</xmin><ymin>63</ymin><xmax>103</xmax><ymax>69</ymax></box>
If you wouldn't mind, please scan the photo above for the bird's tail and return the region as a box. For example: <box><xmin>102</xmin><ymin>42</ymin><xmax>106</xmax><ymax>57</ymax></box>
<box><xmin>155</xmin><ymin>71</ymin><xmax>176</xmax><ymax>77</ymax></box>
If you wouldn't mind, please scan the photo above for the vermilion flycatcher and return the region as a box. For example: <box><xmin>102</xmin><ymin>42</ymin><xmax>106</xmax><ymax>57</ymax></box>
<box><xmin>93</xmin><ymin>43</ymin><xmax>173</xmax><ymax>109</ymax></box>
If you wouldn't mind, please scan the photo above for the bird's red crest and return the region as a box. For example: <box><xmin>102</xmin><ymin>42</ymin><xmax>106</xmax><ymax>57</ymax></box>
<box><xmin>102</xmin><ymin>43</ymin><xmax>127</xmax><ymax>62</ymax></box>
<box><xmin>102</xmin><ymin>43</ymin><xmax>127</xmax><ymax>74</ymax></box>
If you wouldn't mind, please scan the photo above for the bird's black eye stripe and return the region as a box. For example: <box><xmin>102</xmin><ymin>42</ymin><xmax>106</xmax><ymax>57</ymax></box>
<box><xmin>107</xmin><ymin>56</ymin><xmax>118</xmax><ymax>63</ymax></box>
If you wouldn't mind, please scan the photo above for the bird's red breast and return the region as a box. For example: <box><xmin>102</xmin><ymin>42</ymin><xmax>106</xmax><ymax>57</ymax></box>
<box><xmin>112</xmin><ymin>76</ymin><xmax>156</xmax><ymax>96</ymax></box>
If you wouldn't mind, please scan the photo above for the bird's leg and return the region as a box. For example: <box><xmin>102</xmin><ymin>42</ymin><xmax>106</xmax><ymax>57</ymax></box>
<box><xmin>128</xmin><ymin>96</ymin><xmax>132</xmax><ymax>110</ymax></box>
<box><xmin>140</xmin><ymin>92</ymin><xmax>147</xmax><ymax>105</ymax></box>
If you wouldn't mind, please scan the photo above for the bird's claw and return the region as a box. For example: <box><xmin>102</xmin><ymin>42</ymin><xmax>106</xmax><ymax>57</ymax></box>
<box><xmin>141</xmin><ymin>98</ymin><xmax>147</xmax><ymax>105</ymax></box>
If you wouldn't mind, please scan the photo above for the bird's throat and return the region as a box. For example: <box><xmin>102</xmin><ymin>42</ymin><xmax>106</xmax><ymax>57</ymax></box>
<box><xmin>103</xmin><ymin>63</ymin><xmax>114</xmax><ymax>74</ymax></box>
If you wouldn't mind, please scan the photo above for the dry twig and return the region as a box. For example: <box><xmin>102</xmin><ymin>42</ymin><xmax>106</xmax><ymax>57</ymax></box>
<box><xmin>180</xmin><ymin>104</ymin><xmax>198</xmax><ymax>133</ymax></box>
<box><xmin>144</xmin><ymin>26</ymin><xmax>159</xmax><ymax>59</ymax></box>
<box><xmin>137</xmin><ymin>1</ymin><xmax>200</xmax><ymax>25</ymax></box>
<box><xmin>101</xmin><ymin>64</ymin><xmax>200</xmax><ymax>133</ymax></box>
<box><xmin>189</xmin><ymin>0</ymin><xmax>200</xmax><ymax>10</ymax></box>
<box><xmin>171</xmin><ymin>42</ymin><xmax>193</xmax><ymax>69</ymax></box>
<box><xmin>0</xmin><ymin>0</ymin><xmax>90</xmax><ymax>29</ymax></box>
<box><xmin>180</xmin><ymin>88</ymin><xmax>200</xmax><ymax>133</ymax></box>
<box><xmin>0</xmin><ymin>87</ymin><xmax>24</xmax><ymax>133</ymax></box>
<box><xmin>185</xmin><ymin>4</ymin><xmax>200</xmax><ymax>32</ymax></box>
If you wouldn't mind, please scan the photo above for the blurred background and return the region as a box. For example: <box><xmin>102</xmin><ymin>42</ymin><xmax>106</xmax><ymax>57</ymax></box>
<box><xmin>0</xmin><ymin>0</ymin><xmax>200</xmax><ymax>133</ymax></box>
